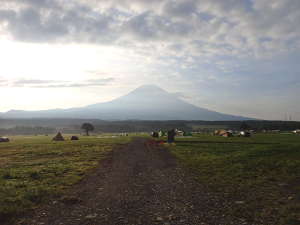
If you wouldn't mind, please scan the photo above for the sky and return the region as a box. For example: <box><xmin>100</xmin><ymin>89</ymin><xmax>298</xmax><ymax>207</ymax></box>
<box><xmin>0</xmin><ymin>0</ymin><xmax>299</xmax><ymax>120</ymax></box>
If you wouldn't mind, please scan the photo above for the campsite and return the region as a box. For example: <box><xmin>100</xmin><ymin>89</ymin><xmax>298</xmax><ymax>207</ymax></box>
<box><xmin>0</xmin><ymin>132</ymin><xmax>299</xmax><ymax>225</ymax></box>
<box><xmin>1</xmin><ymin>0</ymin><xmax>300</xmax><ymax>224</ymax></box>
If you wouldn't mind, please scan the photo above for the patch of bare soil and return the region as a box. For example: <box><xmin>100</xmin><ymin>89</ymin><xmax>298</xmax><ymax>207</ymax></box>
<box><xmin>18</xmin><ymin>138</ymin><xmax>250</xmax><ymax>225</ymax></box>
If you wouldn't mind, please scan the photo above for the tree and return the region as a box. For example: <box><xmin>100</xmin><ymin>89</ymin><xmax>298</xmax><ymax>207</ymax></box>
<box><xmin>240</xmin><ymin>122</ymin><xmax>251</xmax><ymax>131</ymax></box>
<box><xmin>81</xmin><ymin>123</ymin><xmax>94</xmax><ymax>136</ymax></box>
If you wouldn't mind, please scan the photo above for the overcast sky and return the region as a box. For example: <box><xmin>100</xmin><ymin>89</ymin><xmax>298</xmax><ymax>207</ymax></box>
<box><xmin>0</xmin><ymin>0</ymin><xmax>299</xmax><ymax>120</ymax></box>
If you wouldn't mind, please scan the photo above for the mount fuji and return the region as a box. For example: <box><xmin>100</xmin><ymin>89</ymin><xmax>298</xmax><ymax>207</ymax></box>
<box><xmin>2</xmin><ymin>85</ymin><xmax>251</xmax><ymax>120</ymax></box>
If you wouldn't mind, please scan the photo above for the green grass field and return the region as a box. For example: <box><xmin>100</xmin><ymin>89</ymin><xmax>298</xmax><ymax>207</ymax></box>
<box><xmin>1</xmin><ymin>133</ymin><xmax>299</xmax><ymax>224</ymax></box>
<box><xmin>0</xmin><ymin>134</ymin><xmax>130</xmax><ymax>223</ymax></box>
<box><xmin>170</xmin><ymin>133</ymin><xmax>300</xmax><ymax>225</ymax></box>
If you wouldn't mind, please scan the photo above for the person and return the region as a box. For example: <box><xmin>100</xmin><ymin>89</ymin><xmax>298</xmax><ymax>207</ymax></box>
<box><xmin>152</xmin><ymin>131</ymin><xmax>159</xmax><ymax>138</ymax></box>
<box><xmin>167</xmin><ymin>129</ymin><xmax>176</xmax><ymax>143</ymax></box>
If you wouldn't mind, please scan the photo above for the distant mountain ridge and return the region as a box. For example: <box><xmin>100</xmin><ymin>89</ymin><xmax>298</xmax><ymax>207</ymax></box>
<box><xmin>1</xmin><ymin>85</ymin><xmax>252</xmax><ymax>120</ymax></box>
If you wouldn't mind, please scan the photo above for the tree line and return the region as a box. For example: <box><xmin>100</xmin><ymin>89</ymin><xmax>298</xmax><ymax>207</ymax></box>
<box><xmin>0</xmin><ymin>126</ymin><xmax>55</xmax><ymax>135</ymax></box>
<box><xmin>0</xmin><ymin>119</ymin><xmax>300</xmax><ymax>135</ymax></box>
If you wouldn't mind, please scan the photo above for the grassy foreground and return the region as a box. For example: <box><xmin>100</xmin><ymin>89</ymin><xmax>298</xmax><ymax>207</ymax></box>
<box><xmin>170</xmin><ymin>133</ymin><xmax>300</xmax><ymax>225</ymax></box>
<box><xmin>0</xmin><ymin>135</ymin><xmax>130</xmax><ymax>223</ymax></box>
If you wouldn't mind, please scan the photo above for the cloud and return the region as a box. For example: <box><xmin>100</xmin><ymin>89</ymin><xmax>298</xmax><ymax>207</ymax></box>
<box><xmin>0</xmin><ymin>0</ymin><xmax>299</xmax><ymax>58</ymax></box>
<box><xmin>13</xmin><ymin>79</ymin><xmax>57</xmax><ymax>85</ymax></box>
<box><xmin>0</xmin><ymin>78</ymin><xmax>114</xmax><ymax>88</ymax></box>
<box><xmin>163</xmin><ymin>0</ymin><xmax>197</xmax><ymax>18</ymax></box>
<box><xmin>0</xmin><ymin>0</ymin><xmax>116</xmax><ymax>43</ymax></box>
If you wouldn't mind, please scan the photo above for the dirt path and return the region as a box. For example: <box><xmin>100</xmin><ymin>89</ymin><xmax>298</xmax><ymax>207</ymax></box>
<box><xmin>20</xmin><ymin>137</ymin><xmax>246</xmax><ymax>225</ymax></box>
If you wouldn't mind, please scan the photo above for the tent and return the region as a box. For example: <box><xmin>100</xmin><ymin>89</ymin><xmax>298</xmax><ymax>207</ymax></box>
<box><xmin>0</xmin><ymin>137</ymin><xmax>10</xmax><ymax>142</ymax></box>
<box><xmin>52</xmin><ymin>132</ymin><xmax>65</xmax><ymax>141</ymax></box>
<box><xmin>214</xmin><ymin>130</ymin><xmax>233</xmax><ymax>137</ymax></box>
<box><xmin>183</xmin><ymin>131</ymin><xmax>192</xmax><ymax>136</ymax></box>
<box><xmin>214</xmin><ymin>130</ymin><xmax>226</xmax><ymax>136</ymax></box>
<box><xmin>220</xmin><ymin>131</ymin><xmax>233</xmax><ymax>137</ymax></box>
<box><xmin>239</xmin><ymin>131</ymin><xmax>251</xmax><ymax>137</ymax></box>
<box><xmin>293</xmin><ymin>129</ymin><xmax>300</xmax><ymax>134</ymax></box>
<box><xmin>71</xmin><ymin>136</ymin><xmax>79</xmax><ymax>140</ymax></box>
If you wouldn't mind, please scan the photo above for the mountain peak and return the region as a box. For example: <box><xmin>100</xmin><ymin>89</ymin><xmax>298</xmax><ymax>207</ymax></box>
<box><xmin>123</xmin><ymin>84</ymin><xmax>170</xmax><ymax>100</ymax></box>
<box><xmin>133</xmin><ymin>84</ymin><xmax>167</xmax><ymax>93</ymax></box>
